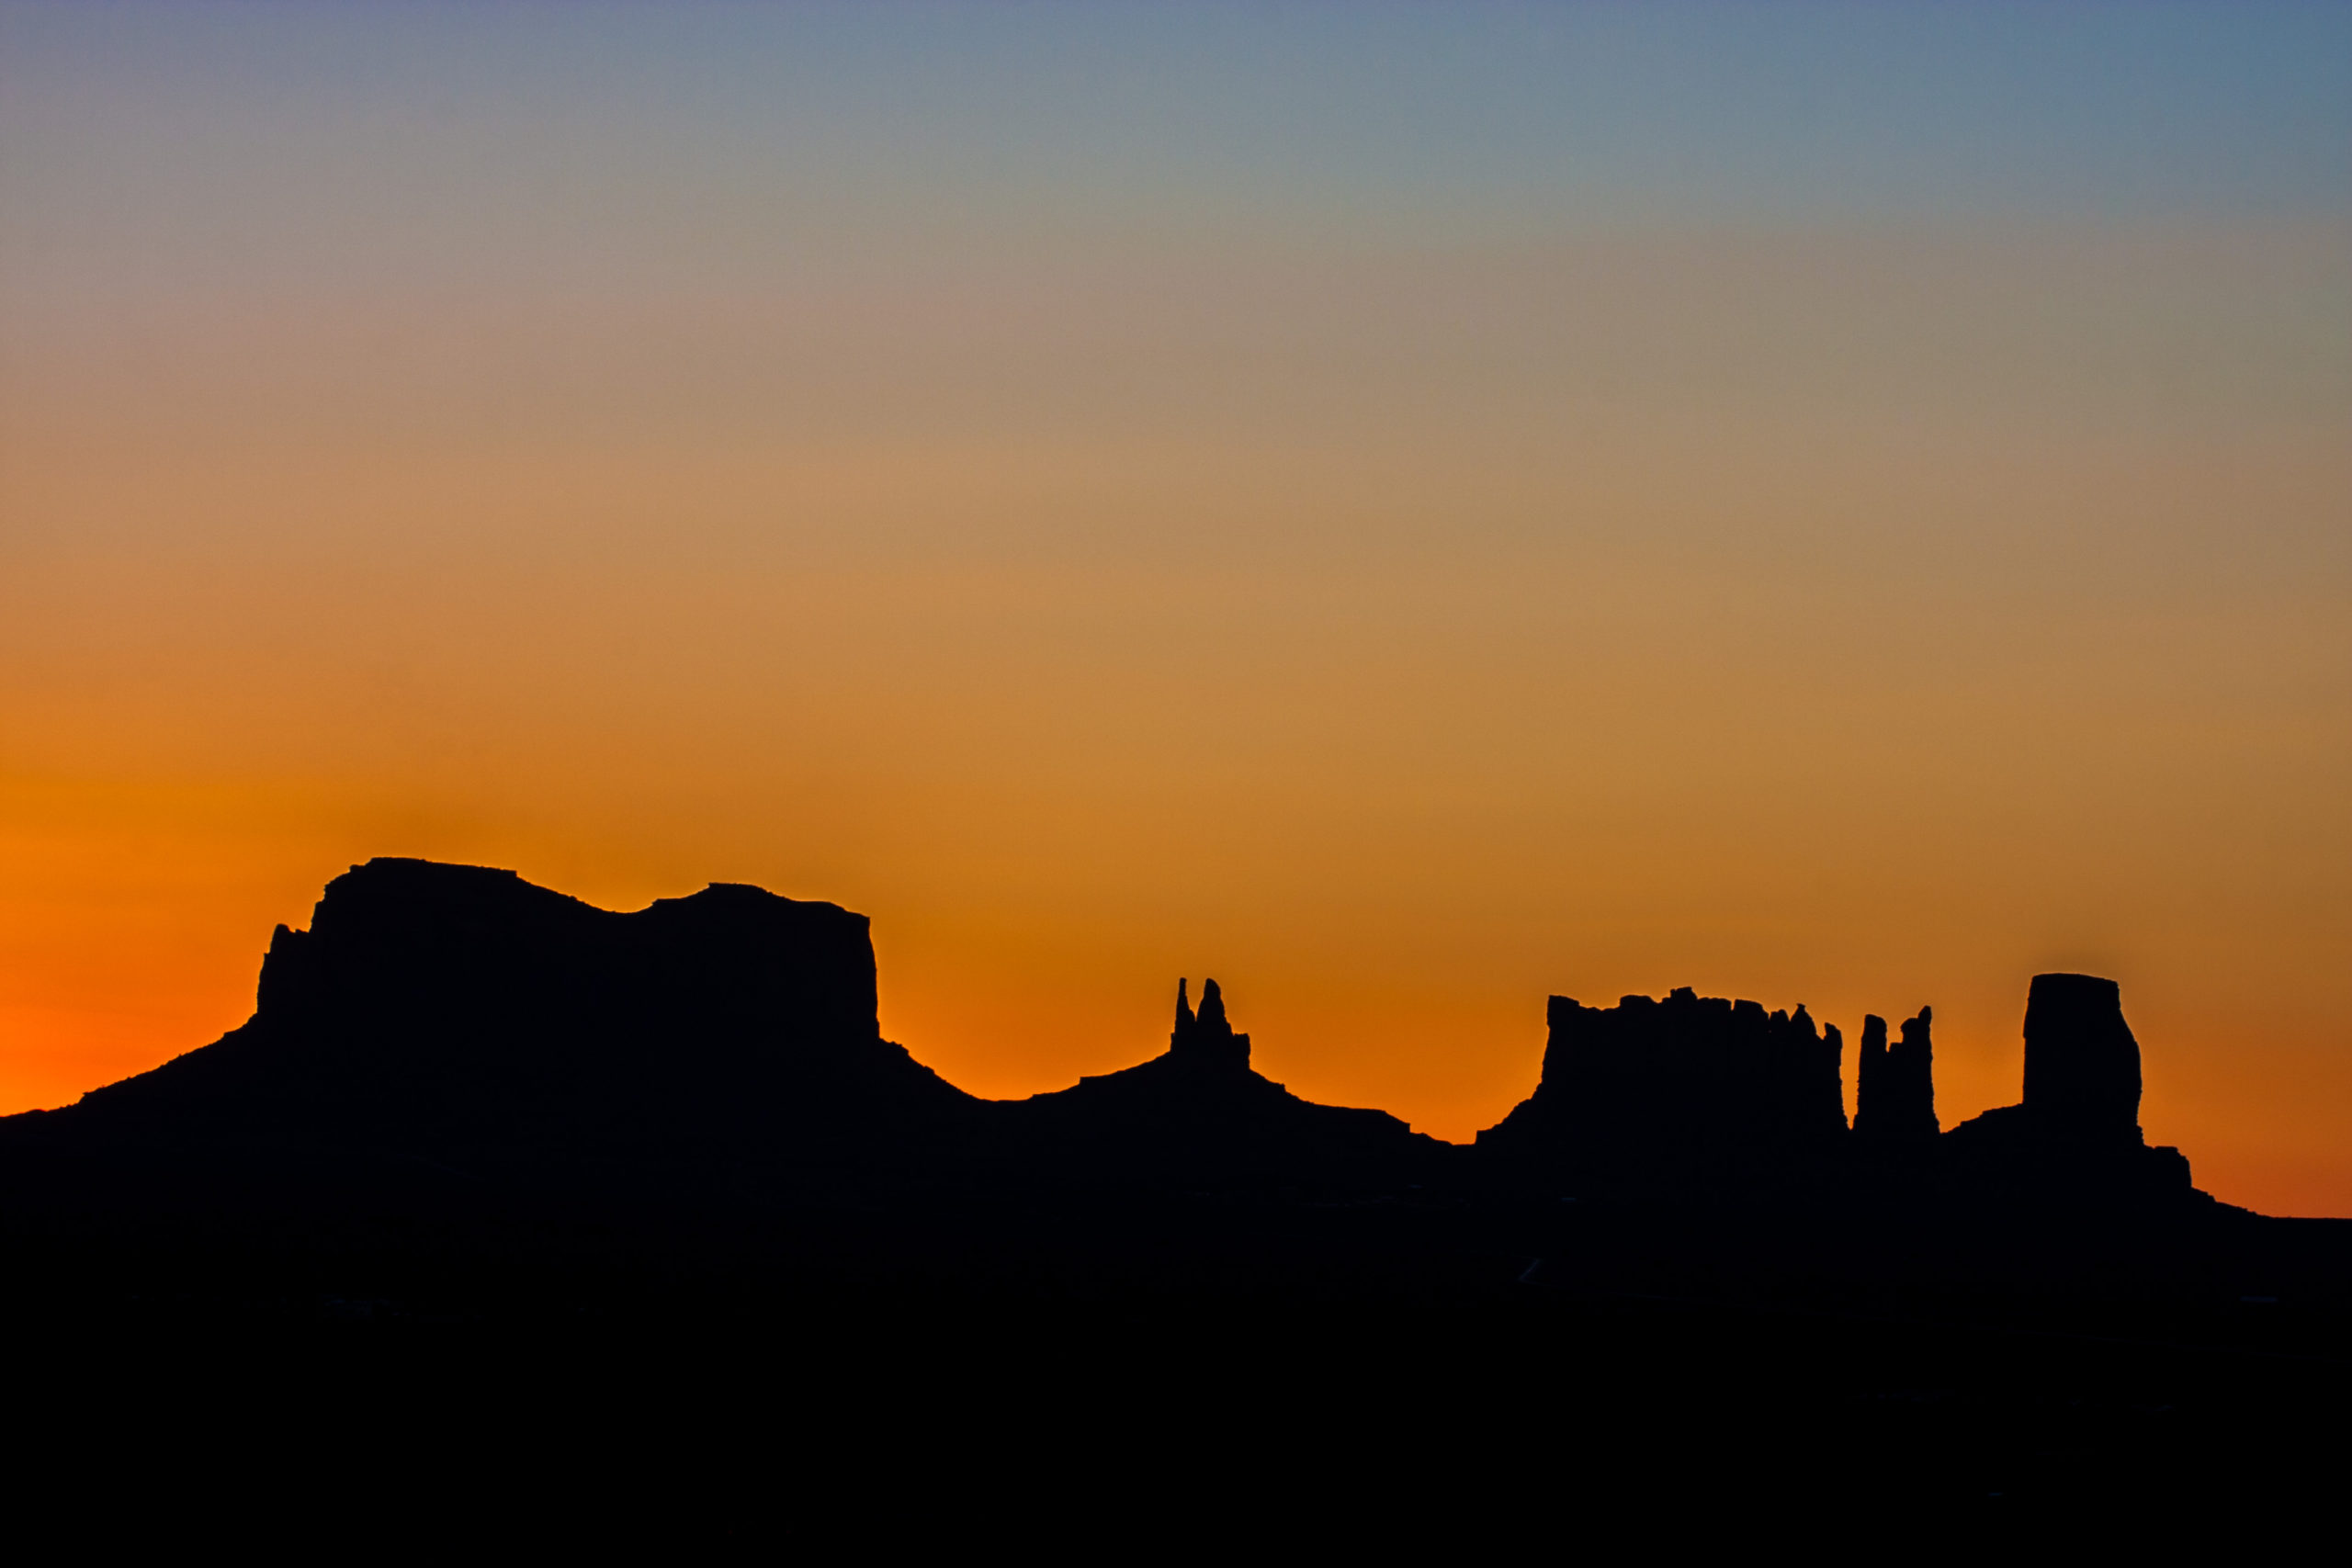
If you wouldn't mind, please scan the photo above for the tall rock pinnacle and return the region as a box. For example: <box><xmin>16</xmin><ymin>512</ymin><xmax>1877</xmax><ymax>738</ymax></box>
<box><xmin>1855</xmin><ymin>1007</ymin><xmax>1939</xmax><ymax>1139</ymax></box>
<box><xmin>2020</xmin><ymin>973</ymin><xmax>2143</xmax><ymax>1144</ymax></box>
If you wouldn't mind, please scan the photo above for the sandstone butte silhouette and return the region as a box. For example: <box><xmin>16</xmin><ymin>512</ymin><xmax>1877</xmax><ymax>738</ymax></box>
<box><xmin>1</xmin><ymin>857</ymin><xmax>2212</xmax><ymax>1223</ymax></box>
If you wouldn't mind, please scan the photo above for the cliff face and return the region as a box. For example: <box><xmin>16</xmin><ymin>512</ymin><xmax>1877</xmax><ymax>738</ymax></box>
<box><xmin>1476</xmin><ymin>987</ymin><xmax>1847</xmax><ymax>1174</ymax></box>
<box><xmin>50</xmin><ymin>858</ymin><xmax>970</xmax><ymax>1155</ymax></box>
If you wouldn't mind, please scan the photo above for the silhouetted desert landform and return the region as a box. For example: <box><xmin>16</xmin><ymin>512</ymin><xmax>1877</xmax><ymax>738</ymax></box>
<box><xmin>0</xmin><ymin>858</ymin><xmax>2201</xmax><ymax>1204</ymax></box>
<box><xmin>6</xmin><ymin>858</ymin><xmax>2348</xmax><ymax>1517</ymax></box>
<box><xmin>1477</xmin><ymin>973</ymin><xmax>2195</xmax><ymax>1213</ymax></box>
<box><xmin>36</xmin><ymin>858</ymin><xmax>974</xmax><ymax>1158</ymax></box>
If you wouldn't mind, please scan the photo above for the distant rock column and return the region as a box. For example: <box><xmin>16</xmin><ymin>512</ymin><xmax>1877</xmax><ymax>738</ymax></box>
<box><xmin>2020</xmin><ymin>974</ymin><xmax>2143</xmax><ymax>1145</ymax></box>
<box><xmin>1942</xmin><ymin>974</ymin><xmax>2191</xmax><ymax>1201</ymax></box>
<box><xmin>1891</xmin><ymin>1007</ymin><xmax>1939</xmax><ymax>1136</ymax></box>
<box><xmin>1855</xmin><ymin>1008</ymin><xmax>1939</xmax><ymax>1139</ymax></box>
<box><xmin>1854</xmin><ymin>1014</ymin><xmax>1891</xmax><ymax>1135</ymax></box>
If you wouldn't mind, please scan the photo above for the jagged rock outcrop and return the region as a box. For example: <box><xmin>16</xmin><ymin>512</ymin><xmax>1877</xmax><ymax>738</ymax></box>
<box><xmin>1476</xmin><ymin>987</ymin><xmax>1847</xmax><ymax>1179</ymax></box>
<box><xmin>17</xmin><ymin>857</ymin><xmax>971</xmax><ymax>1156</ymax></box>
<box><xmin>999</xmin><ymin>978</ymin><xmax>1442</xmax><ymax>1187</ymax></box>
<box><xmin>1854</xmin><ymin>1007</ymin><xmax>1939</xmax><ymax>1139</ymax></box>
<box><xmin>1946</xmin><ymin>973</ymin><xmax>2192</xmax><ymax>1200</ymax></box>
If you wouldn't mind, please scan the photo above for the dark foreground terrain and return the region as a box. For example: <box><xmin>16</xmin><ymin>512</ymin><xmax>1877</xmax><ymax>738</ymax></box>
<box><xmin>6</xmin><ymin>1171</ymin><xmax>2347</xmax><ymax>1538</ymax></box>
<box><xmin>6</xmin><ymin>859</ymin><xmax>2347</xmax><ymax>1534</ymax></box>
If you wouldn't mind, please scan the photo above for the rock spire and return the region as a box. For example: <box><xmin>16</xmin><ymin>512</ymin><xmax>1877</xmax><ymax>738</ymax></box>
<box><xmin>1170</xmin><ymin>976</ymin><xmax>1250</xmax><ymax>1069</ymax></box>
<box><xmin>1855</xmin><ymin>1006</ymin><xmax>1939</xmax><ymax>1139</ymax></box>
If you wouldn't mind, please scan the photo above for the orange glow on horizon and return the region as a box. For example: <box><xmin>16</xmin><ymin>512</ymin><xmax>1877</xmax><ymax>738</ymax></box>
<box><xmin>6</xmin><ymin>791</ymin><xmax>2347</xmax><ymax>1217</ymax></box>
<box><xmin>6</xmin><ymin>10</ymin><xmax>2346</xmax><ymax>1216</ymax></box>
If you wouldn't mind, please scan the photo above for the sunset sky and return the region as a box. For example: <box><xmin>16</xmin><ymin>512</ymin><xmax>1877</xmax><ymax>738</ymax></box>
<box><xmin>3</xmin><ymin>4</ymin><xmax>2346</xmax><ymax>1212</ymax></box>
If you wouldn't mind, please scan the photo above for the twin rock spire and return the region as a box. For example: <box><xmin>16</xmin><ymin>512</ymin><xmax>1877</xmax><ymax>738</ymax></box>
<box><xmin>1854</xmin><ymin>1007</ymin><xmax>1939</xmax><ymax>1139</ymax></box>
<box><xmin>1170</xmin><ymin>977</ymin><xmax>1251</xmax><ymax>1070</ymax></box>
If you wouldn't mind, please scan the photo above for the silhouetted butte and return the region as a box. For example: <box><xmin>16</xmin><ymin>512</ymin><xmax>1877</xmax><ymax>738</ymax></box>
<box><xmin>11</xmin><ymin>857</ymin><xmax>973</xmax><ymax>1162</ymax></box>
<box><xmin>1946</xmin><ymin>973</ymin><xmax>2193</xmax><ymax>1201</ymax></box>
<box><xmin>1475</xmin><ymin>987</ymin><xmax>1847</xmax><ymax>1190</ymax></box>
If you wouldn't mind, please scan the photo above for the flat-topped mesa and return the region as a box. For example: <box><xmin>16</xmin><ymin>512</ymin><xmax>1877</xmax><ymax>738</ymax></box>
<box><xmin>52</xmin><ymin>856</ymin><xmax>969</xmax><ymax>1153</ymax></box>
<box><xmin>1854</xmin><ymin>1007</ymin><xmax>1939</xmax><ymax>1140</ymax></box>
<box><xmin>1477</xmin><ymin>987</ymin><xmax>1848</xmax><ymax>1169</ymax></box>
<box><xmin>1169</xmin><ymin>977</ymin><xmax>1250</xmax><ymax>1070</ymax></box>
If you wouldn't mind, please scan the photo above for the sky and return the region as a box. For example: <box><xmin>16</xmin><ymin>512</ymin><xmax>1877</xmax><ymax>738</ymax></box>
<box><xmin>3</xmin><ymin>2</ymin><xmax>2347</xmax><ymax>1212</ymax></box>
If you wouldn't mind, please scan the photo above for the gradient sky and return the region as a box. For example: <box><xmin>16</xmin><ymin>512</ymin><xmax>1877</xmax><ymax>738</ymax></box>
<box><xmin>4</xmin><ymin>3</ymin><xmax>2347</xmax><ymax>1212</ymax></box>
